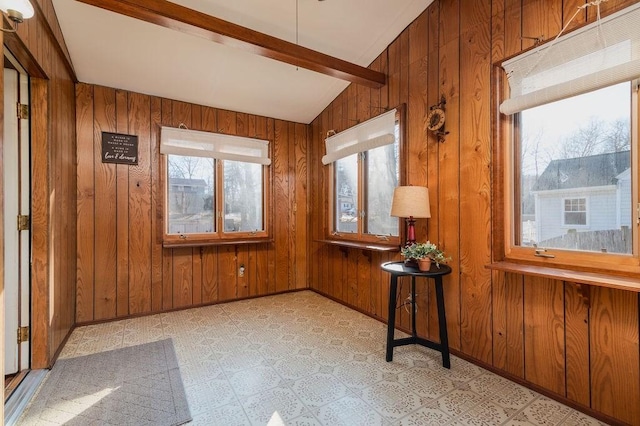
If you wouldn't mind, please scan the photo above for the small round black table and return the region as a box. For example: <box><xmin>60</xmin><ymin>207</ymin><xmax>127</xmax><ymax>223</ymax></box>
<box><xmin>381</xmin><ymin>261</ymin><xmax>452</xmax><ymax>368</ymax></box>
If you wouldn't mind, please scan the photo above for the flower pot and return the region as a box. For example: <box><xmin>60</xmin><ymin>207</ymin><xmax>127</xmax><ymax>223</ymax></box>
<box><xmin>418</xmin><ymin>258</ymin><xmax>431</xmax><ymax>272</ymax></box>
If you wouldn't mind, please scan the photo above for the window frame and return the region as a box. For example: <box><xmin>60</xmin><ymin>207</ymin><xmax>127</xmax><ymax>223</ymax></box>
<box><xmin>161</xmin><ymin>153</ymin><xmax>271</xmax><ymax>247</ymax></box>
<box><xmin>493</xmin><ymin>65</ymin><xmax>640</xmax><ymax>273</ymax></box>
<box><xmin>326</xmin><ymin>104</ymin><xmax>407</xmax><ymax>248</ymax></box>
<box><xmin>562</xmin><ymin>197</ymin><xmax>588</xmax><ymax>228</ymax></box>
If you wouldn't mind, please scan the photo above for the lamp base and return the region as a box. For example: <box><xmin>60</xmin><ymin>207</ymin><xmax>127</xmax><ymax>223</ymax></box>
<box><xmin>405</xmin><ymin>216</ymin><xmax>417</xmax><ymax>246</ymax></box>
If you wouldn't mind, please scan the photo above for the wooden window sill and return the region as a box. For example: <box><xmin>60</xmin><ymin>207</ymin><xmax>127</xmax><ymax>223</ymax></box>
<box><xmin>163</xmin><ymin>238</ymin><xmax>272</xmax><ymax>248</ymax></box>
<box><xmin>486</xmin><ymin>261</ymin><xmax>640</xmax><ymax>293</ymax></box>
<box><xmin>316</xmin><ymin>239</ymin><xmax>400</xmax><ymax>252</ymax></box>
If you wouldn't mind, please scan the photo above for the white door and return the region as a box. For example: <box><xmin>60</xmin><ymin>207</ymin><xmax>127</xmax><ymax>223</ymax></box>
<box><xmin>4</xmin><ymin>58</ymin><xmax>31</xmax><ymax>375</ymax></box>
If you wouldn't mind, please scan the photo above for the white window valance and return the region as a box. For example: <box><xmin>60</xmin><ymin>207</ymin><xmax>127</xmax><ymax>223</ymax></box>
<box><xmin>500</xmin><ymin>2</ymin><xmax>640</xmax><ymax>115</ymax></box>
<box><xmin>322</xmin><ymin>108</ymin><xmax>397</xmax><ymax>165</ymax></box>
<box><xmin>160</xmin><ymin>126</ymin><xmax>271</xmax><ymax>165</ymax></box>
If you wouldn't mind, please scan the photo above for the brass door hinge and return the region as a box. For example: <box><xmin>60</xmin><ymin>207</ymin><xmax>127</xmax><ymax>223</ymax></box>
<box><xmin>17</xmin><ymin>326</ymin><xmax>29</xmax><ymax>344</ymax></box>
<box><xmin>17</xmin><ymin>214</ymin><xmax>30</xmax><ymax>231</ymax></box>
<box><xmin>17</xmin><ymin>103</ymin><xmax>29</xmax><ymax>120</ymax></box>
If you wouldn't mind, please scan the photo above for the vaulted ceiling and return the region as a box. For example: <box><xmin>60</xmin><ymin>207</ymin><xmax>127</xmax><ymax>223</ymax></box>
<box><xmin>52</xmin><ymin>0</ymin><xmax>433</xmax><ymax>123</ymax></box>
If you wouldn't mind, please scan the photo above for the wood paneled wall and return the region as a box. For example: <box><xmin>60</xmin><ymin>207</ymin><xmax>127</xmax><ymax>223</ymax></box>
<box><xmin>309</xmin><ymin>0</ymin><xmax>640</xmax><ymax>424</ymax></box>
<box><xmin>3</xmin><ymin>0</ymin><xmax>78</xmax><ymax>368</ymax></box>
<box><xmin>75</xmin><ymin>84</ymin><xmax>308</xmax><ymax>323</ymax></box>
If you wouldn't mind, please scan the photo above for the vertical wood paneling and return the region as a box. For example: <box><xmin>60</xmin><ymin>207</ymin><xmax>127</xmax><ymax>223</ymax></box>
<box><xmin>590</xmin><ymin>287</ymin><xmax>640</xmax><ymax>424</ymax></box>
<box><xmin>491</xmin><ymin>270</ymin><xmax>507</xmax><ymax>369</ymax></box>
<box><xmin>347</xmin><ymin>250</ymin><xmax>358</xmax><ymax>307</ymax></box>
<box><xmin>274</xmin><ymin>120</ymin><xmax>290</xmax><ymax>292</ymax></box>
<box><xmin>30</xmin><ymin>78</ymin><xmax>50</xmax><ymax>369</ymax></box>
<box><xmin>369</xmin><ymin>251</ymin><xmax>383</xmax><ymax>317</ymax></box>
<box><xmin>288</xmin><ymin>122</ymin><xmax>297</xmax><ymax>290</ymax></box>
<box><xmin>150</xmin><ymin>96</ymin><xmax>164</xmax><ymax>312</ymax></box>
<box><xmin>357</xmin><ymin>250</ymin><xmax>371</xmax><ymax>312</ymax></box>
<box><xmin>521</xmin><ymin>0</ymin><xmax>562</xmax><ymax>49</ymax></box>
<box><xmin>93</xmin><ymin>86</ymin><xmax>117</xmax><ymax>320</ymax></box>
<box><xmin>218</xmin><ymin>245</ymin><xmax>237</xmax><ymax>301</ymax></box>
<box><xmin>564</xmin><ymin>282</ymin><xmax>590</xmax><ymax>407</ymax></box>
<box><xmin>128</xmin><ymin>92</ymin><xmax>152</xmax><ymax>314</ymax></box>
<box><xmin>425</xmin><ymin>2</ymin><xmax>441</xmax><ymax>344</ymax></box>
<box><xmin>76</xmin><ymin>85</ymin><xmax>306</xmax><ymax>323</ymax></box>
<box><xmin>294</xmin><ymin>123</ymin><xmax>308</xmax><ymax>289</ymax></box>
<box><xmin>237</xmin><ymin>245</ymin><xmax>250</xmax><ymax>298</ymax></box>
<box><xmin>524</xmin><ymin>276</ymin><xmax>565</xmax><ymax>395</ymax></box>
<box><xmin>504</xmin><ymin>0</ymin><xmax>522</xmax><ymax>57</ymax></box>
<box><xmin>202</xmin><ymin>246</ymin><xmax>218</xmax><ymax>303</ymax></box>
<box><xmin>438</xmin><ymin>0</ymin><xmax>462</xmax><ymax>352</ymax></box>
<box><xmin>172</xmin><ymin>248</ymin><xmax>193</xmax><ymax>308</ymax></box>
<box><xmin>563</xmin><ymin>0</ymin><xmax>587</xmax><ymax>30</ymax></box>
<box><xmin>505</xmin><ymin>272</ymin><xmax>524</xmax><ymax>377</ymax></box>
<box><xmin>408</xmin><ymin>11</ymin><xmax>429</xmax><ymax>245</ymax></box>
<box><xmin>266</xmin><ymin>118</ymin><xmax>278</xmax><ymax>294</ymax></box>
<box><xmin>459</xmin><ymin>0</ymin><xmax>493</xmax><ymax>364</ymax></box>
<box><xmin>76</xmin><ymin>83</ymin><xmax>94</xmax><ymax>322</ymax></box>
<box><xmin>115</xmin><ymin>90</ymin><xmax>129</xmax><ymax>317</ymax></box>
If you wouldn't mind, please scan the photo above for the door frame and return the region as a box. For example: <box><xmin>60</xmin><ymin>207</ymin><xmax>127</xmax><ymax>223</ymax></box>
<box><xmin>3</xmin><ymin>55</ymin><xmax>31</xmax><ymax>376</ymax></box>
<box><xmin>2</xmin><ymin>32</ymin><xmax>51</xmax><ymax>372</ymax></box>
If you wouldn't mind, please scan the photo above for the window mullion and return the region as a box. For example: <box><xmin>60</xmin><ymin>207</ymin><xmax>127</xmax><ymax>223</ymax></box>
<box><xmin>358</xmin><ymin>151</ymin><xmax>366</xmax><ymax>237</ymax></box>
<box><xmin>216</xmin><ymin>159</ymin><xmax>223</xmax><ymax>236</ymax></box>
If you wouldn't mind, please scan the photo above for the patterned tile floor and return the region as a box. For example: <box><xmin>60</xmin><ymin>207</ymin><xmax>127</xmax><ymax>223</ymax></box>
<box><xmin>54</xmin><ymin>291</ymin><xmax>605</xmax><ymax>426</ymax></box>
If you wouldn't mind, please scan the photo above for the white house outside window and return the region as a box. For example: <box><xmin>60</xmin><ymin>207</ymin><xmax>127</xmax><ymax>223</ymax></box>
<box><xmin>563</xmin><ymin>198</ymin><xmax>587</xmax><ymax>226</ymax></box>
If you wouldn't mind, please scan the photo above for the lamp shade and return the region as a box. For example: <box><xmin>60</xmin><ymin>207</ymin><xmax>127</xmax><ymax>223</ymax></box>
<box><xmin>390</xmin><ymin>186</ymin><xmax>431</xmax><ymax>218</ymax></box>
<box><xmin>0</xmin><ymin>0</ymin><xmax>34</xmax><ymax>21</ymax></box>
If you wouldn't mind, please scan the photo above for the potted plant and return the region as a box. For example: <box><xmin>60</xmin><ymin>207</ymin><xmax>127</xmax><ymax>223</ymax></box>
<box><xmin>400</xmin><ymin>241</ymin><xmax>450</xmax><ymax>271</ymax></box>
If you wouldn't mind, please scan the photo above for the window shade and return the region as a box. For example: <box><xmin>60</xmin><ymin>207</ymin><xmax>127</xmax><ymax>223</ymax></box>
<box><xmin>160</xmin><ymin>126</ymin><xmax>271</xmax><ymax>165</ymax></box>
<box><xmin>322</xmin><ymin>108</ymin><xmax>397</xmax><ymax>165</ymax></box>
<box><xmin>500</xmin><ymin>2</ymin><xmax>640</xmax><ymax>115</ymax></box>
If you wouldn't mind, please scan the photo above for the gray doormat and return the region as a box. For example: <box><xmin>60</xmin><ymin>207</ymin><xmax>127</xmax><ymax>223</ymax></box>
<box><xmin>18</xmin><ymin>339</ymin><xmax>191</xmax><ymax>425</ymax></box>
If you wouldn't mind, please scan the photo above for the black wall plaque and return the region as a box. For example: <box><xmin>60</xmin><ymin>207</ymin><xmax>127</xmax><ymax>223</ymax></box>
<box><xmin>101</xmin><ymin>132</ymin><xmax>138</xmax><ymax>165</ymax></box>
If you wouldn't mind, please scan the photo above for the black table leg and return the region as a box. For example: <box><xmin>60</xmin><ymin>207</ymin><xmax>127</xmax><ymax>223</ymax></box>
<box><xmin>435</xmin><ymin>277</ymin><xmax>450</xmax><ymax>368</ymax></box>
<box><xmin>411</xmin><ymin>277</ymin><xmax>417</xmax><ymax>338</ymax></box>
<box><xmin>386</xmin><ymin>275</ymin><xmax>398</xmax><ymax>362</ymax></box>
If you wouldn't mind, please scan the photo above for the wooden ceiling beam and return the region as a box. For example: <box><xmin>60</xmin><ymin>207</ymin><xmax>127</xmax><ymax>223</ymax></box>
<box><xmin>76</xmin><ymin>0</ymin><xmax>386</xmax><ymax>88</ymax></box>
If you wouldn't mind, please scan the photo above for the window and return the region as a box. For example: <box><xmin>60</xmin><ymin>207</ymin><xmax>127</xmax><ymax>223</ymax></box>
<box><xmin>509</xmin><ymin>81</ymin><xmax>636</xmax><ymax>262</ymax></box>
<box><xmin>497</xmin><ymin>4</ymin><xmax>640</xmax><ymax>270</ymax></box>
<box><xmin>323</xmin><ymin>107</ymin><xmax>404</xmax><ymax>245</ymax></box>
<box><xmin>563</xmin><ymin>198</ymin><xmax>587</xmax><ymax>226</ymax></box>
<box><xmin>518</xmin><ymin>83</ymin><xmax>633</xmax><ymax>255</ymax></box>
<box><xmin>161</xmin><ymin>127</ymin><xmax>270</xmax><ymax>245</ymax></box>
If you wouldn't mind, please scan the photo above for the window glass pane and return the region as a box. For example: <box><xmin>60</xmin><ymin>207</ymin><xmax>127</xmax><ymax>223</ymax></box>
<box><xmin>223</xmin><ymin>160</ymin><xmax>263</xmax><ymax>232</ymax></box>
<box><xmin>366</xmin><ymin>143</ymin><xmax>399</xmax><ymax>236</ymax></box>
<box><xmin>167</xmin><ymin>155</ymin><xmax>214</xmax><ymax>234</ymax></box>
<box><xmin>564</xmin><ymin>198</ymin><xmax>587</xmax><ymax>225</ymax></box>
<box><xmin>335</xmin><ymin>154</ymin><xmax>358</xmax><ymax>233</ymax></box>
<box><xmin>519</xmin><ymin>82</ymin><xmax>631</xmax><ymax>253</ymax></box>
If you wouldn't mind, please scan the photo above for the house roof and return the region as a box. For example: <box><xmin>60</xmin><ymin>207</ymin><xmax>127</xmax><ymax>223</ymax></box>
<box><xmin>532</xmin><ymin>150</ymin><xmax>630</xmax><ymax>192</ymax></box>
<box><xmin>169</xmin><ymin>178</ymin><xmax>208</xmax><ymax>187</ymax></box>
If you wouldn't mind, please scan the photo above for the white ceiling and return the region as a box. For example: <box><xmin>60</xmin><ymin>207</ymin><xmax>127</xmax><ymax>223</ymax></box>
<box><xmin>52</xmin><ymin>0</ymin><xmax>433</xmax><ymax>124</ymax></box>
